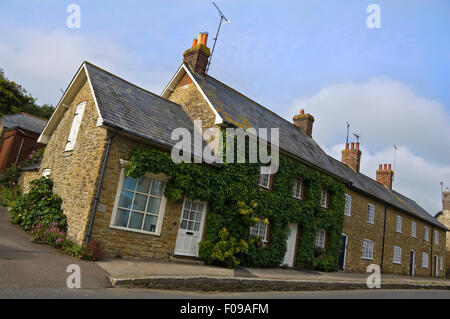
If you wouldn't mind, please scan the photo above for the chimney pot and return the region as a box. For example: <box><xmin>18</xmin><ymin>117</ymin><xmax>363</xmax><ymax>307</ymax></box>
<box><xmin>300</xmin><ymin>109</ymin><xmax>305</xmax><ymax>115</ymax></box>
<box><xmin>201</xmin><ymin>32</ymin><xmax>208</xmax><ymax>45</ymax></box>
<box><xmin>192</xmin><ymin>38</ymin><xmax>198</xmax><ymax>47</ymax></box>
<box><xmin>388</xmin><ymin>164</ymin><xmax>392</xmax><ymax>170</ymax></box>
<box><xmin>355</xmin><ymin>142</ymin><xmax>360</xmax><ymax>150</ymax></box>
<box><xmin>377</xmin><ymin>164</ymin><xmax>394</xmax><ymax>189</ymax></box>
<box><xmin>292</xmin><ymin>109</ymin><xmax>315</xmax><ymax>137</ymax></box>
<box><xmin>384</xmin><ymin>164</ymin><xmax>387</xmax><ymax>170</ymax></box>
<box><xmin>379</xmin><ymin>164</ymin><xmax>382</xmax><ymax>170</ymax></box>
<box><xmin>345</xmin><ymin>142</ymin><xmax>349</xmax><ymax>150</ymax></box>
<box><xmin>351</xmin><ymin>142</ymin><xmax>355</xmax><ymax>150</ymax></box>
<box><xmin>341</xmin><ymin>142</ymin><xmax>362</xmax><ymax>173</ymax></box>
<box><xmin>183</xmin><ymin>32</ymin><xmax>211</xmax><ymax>76</ymax></box>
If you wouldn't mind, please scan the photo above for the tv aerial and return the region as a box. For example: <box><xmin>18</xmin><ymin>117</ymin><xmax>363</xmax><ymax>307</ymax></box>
<box><xmin>206</xmin><ymin>2</ymin><xmax>231</xmax><ymax>73</ymax></box>
<box><xmin>353</xmin><ymin>133</ymin><xmax>360</xmax><ymax>143</ymax></box>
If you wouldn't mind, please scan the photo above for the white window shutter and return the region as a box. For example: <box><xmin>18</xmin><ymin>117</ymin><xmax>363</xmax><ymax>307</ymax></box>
<box><xmin>65</xmin><ymin>102</ymin><xmax>86</xmax><ymax>151</ymax></box>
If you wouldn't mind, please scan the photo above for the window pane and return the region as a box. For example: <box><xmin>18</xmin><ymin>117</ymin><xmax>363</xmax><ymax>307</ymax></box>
<box><xmin>136</xmin><ymin>176</ymin><xmax>151</xmax><ymax>194</ymax></box>
<box><xmin>147</xmin><ymin>197</ymin><xmax>161</xmax><ymax>215</ymax></box>
<box><xmin>143</xmin><ymin>215</ymin><xmax>158</xmax><ymax>232</ymax></box>
<box><xmin>182</xmin><ymin>209</ymin><xmax>189</xmax><ymax>219</ymax></box>
<box><xmin>194</xmin><ymin>222</ymin><xmax>200</xmax><ymax>231</ymax></box>
<box><xmin>150</xmin><ymin>180</ymin><xmax>165</xmax><ymax>197</ymax></box>
<box><xmin>132</xmin><ymin>193</ymin><xmax>147</xmax><ymax>212</ymax></box>
<box><xmin>195</xmin><ymin>212</ymin><xmax>201</xmax><ymax>222</ymax></box>
<box><xmin>115</xmin><ymin>209</ymin><xmax>130</xmax><ymax>227</ymax></box>
<box><xmin>118</xmin><ymin>190</ymin><xmax>133</xmax><ymax>209</ymax></box>
<box><xmin>123</xmin><ymin>176</ymin><xmax>136</xmax><ymax>190</ymax></box>
<box><xmin>180</xmin><ymin>219</ymin><xmax>187</xmax><ymax>229</ymax></box>
<box><xmin>129</xmin><ymin>212</ymin><xmax>144</xmax><ymax>230</ymax></box>
<box><xmin>187</xmin><ymin>221</ymin><xmax>194</xmax><ymax>231</ymax></box>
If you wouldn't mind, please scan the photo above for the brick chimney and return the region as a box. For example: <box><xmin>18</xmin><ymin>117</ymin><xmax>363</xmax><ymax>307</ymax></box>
<box><xmin>341</xmin><ymin>142</ymin><xmax>362</xmax><ymax>173</ymax></box>
<box><xmin>293</xmin><ymin>109</ymin><xmax>315</xmax><ymax>137</ymax></box>
<box><xmin>443</xmin><ymin>187</ymin><xmax>450</xmax><ymax>211</ymax></box>
<box><xmin>183</xmin><ymin>32</ymin><xmax>211</xmax><ymax>76</ymax></box>
<box><xmin>376</xmin><ymin>163</ymin><xmax>394</xmax><ymax>190</ymax></box>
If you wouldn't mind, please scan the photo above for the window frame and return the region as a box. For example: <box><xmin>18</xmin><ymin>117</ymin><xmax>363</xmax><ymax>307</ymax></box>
<box><xmin>393</xmin><ymin>246</ymin><xmax>402</xmax><ymax>264</ymax></box>
<box><xmin>258</xmin><ymin>166</ymin><xmax>272</xmax><ymax>189</ymax></box>
<box><xmin>344</xmin><ymin>194</ymin><xmax>352</xmax><ymax>216</ymax></box>
<box><xmin>367</xmin><ymin>204</ymin><xmax>375</xmax><ymax>224</ymax></box>
<box><xmin>320</xmin><ymin>188</ymin><xmax>328</xmax><ymax>208</ymax></box>
<box><xmin>65</xmin><ymin>101</ymin><xmax>86</xmax><ymax>152</ymax></box>
<box><xmin>362</xmin><ymin>239</ymin><xmax>374</xmax><ymax>260</ymax></box>
<box><xmin>396</xmin><ymin>215</ymin><xmax>402</xmax><ymax>233</ymax></box>
<box><xmin>250</xmin><ymin>219</ymin><xmax>269</xmax><ymax>243</ymax></box>
<box><xmin>315</xmin><ymin>229</ymin><xmax>326</xmax><ymax>249</ymax></box>
<box><xmin>109</xmin><ymin>168</ymin><xmax>168</xmax><ymax>236</ymax></box>
<box><xmin>434</xmin><ymin>230</ymin><xmax>439</xmax><ymax>245</ymax></box>
<box><xmin>424</xmin><ymin>226</ymin><xmax>429</xmax><ymax>242</ymax></box>
<box><xmin>422</xmin><ymin>252</ymin><xmax>429</xmax><ymax>268</ymax></box>
<box><xmin>411</xmin><ymin>221</ymin><xmax>416</xmax><ymax>238</ymax></box>
<box><xmin>292</xmin><ymin>178</ymin><xmax>303</xmax><ymax>200</ymax></box>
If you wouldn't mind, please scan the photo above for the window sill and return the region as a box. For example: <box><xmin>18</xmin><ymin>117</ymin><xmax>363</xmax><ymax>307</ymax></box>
<box><xmin>361</xmin><ymin>257</ymin><xmax>374</xmax><ymax>261</ymax></box>
<box><xmin>393</xmin><ymin>262</ymin><xmax>402</xmax><ymax>265</ymax></box>
<box><xmin>366</xmin><ymin>221</ymin><xmax>375</xmax><ymax>225</ymax></box>
<box><xmin>109</xmin><ymin>225</ymin><xmax>161</xmax><ymax>237</ymax></box>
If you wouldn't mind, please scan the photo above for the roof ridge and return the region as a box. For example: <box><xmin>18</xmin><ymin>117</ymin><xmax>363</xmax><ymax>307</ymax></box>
<box><xmin>203</xmin><ymin>73</ymin><xmax>310</xmax><ymax>137</ymax></box>
<box><xmin>83</xmin><ymin>61</ymin><xmax>183</xmax><ymax>109</ymax></box>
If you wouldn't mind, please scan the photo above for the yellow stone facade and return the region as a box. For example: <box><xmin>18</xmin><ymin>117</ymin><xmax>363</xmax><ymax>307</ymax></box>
<box><xmin>342</xmin><ymin>188</ymin><xmax>447</xmax><ymax>278</ymax></box>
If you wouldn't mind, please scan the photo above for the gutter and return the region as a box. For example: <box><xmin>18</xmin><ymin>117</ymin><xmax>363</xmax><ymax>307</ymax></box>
<box><xmin>85</xmin><ymin>127</ymin><xmax>120</xmax><ymax>245</ymax></box>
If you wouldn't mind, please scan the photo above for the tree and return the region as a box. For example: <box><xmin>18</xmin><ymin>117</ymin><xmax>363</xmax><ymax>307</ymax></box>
<box><xmin>0</xmin><ymin>69</ymin><xmax>54</xmax><ymax>119</ymax></box>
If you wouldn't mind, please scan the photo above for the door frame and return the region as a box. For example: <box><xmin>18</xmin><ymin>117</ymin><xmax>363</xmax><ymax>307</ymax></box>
<box><xmin>174</xmin><ymin>197</ymin><xmax>207</xmax><ymax>257</ymax></box>
<box><xmin>281</xmin><ymin>223</ymin><xmax>299</xmax><ymax>267</ymax></box>
<box><xmin>409</xmin><ymin>250</ymin><xmax>415</xmax><ymax>276</ymax></box>
<box><xmin>339</xmin><ymin>233</ymin><xmax>348</xmax><ymax>270</ymax></box>
<box><xmin>434</xmin><ymin>255</ymin><xmax>439</xmax><ymax>278</ymax></box>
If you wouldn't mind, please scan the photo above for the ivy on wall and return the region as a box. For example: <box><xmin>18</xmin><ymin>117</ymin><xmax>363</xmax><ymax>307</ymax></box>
<box><xmin>125</xmin><ymin>141</ymin><xmax>345</xmax><ymax>271</ymax></box>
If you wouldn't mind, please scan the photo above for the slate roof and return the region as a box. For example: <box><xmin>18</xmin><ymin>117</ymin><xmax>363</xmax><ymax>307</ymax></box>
<box><xmin>188</xmin><ymin>66</ymin><xmax>447</xmax><ymax>230</ymax></box>
<box><xmin>85</xmin><ymin>62</ymin><xmax>206</xmax><ymax>155</ymax></box>
<box><xmin>2</xmin><ymin>113</ymin><xmax>47</xmax><ymax>134</ymax></box>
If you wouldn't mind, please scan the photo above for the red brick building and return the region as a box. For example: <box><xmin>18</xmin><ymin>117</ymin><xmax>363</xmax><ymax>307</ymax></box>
<box><xmin>0</xmin><ymin>113</ymin><xmax>47</xmax><ymax>174</ymax></box>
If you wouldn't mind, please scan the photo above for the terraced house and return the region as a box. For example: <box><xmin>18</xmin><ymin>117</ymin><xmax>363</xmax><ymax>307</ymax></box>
<box><xmin>20</xmin><ymin>32</ymin><xmax>447</xmax><ymax>278</ymax></box>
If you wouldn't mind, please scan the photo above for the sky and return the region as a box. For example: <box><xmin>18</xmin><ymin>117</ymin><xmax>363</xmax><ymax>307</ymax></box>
<box><xmin>0</xmin><ymin>0</ymin><xmax>449</xmax><ymax>215</ymax></box>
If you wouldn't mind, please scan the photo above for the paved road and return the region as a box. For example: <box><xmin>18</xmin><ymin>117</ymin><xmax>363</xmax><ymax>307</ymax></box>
<box><xmin>1</xmin><ymin>206</ymin><xmax>449</xmax><ymax>299</ymax></box>
<box><xmin>1</xmin><ymin>288</ymin><xmax>449</xmax><ymax>299</ymax></box>
<box><xmin>0</xmin><ymin>207</ymin><xmax>111</xmax><ymax>292</ymax></box>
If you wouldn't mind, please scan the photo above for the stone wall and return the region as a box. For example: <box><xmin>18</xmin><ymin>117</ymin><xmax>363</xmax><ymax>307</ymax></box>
<box><xmin>89</xmin><ymin>134</ymin><xmax>201</xmax><ymax>259</ymax></box>
<box><xmin>343</xmin><ymin>187</ymin><xmax>446</xmax><ymax>278</ymax></box>
<box><xmin>17</xmin><ymin>170</ymin><xmax>40</xmax><ymax>193</ymax></box>
<box><xmin>37</xmin><ymin>80</ymin><xmax>108</xmax><ymax>244</ymax></box>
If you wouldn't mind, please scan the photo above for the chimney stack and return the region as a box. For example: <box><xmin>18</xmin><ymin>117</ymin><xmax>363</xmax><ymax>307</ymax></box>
<box><xmin>183</xmin><ymin>32</ymin><xmax>211</xmax><ymax>76</ymax></box>
<box><xmin>376</xmin><ymin>163</ymin><xmax>394</xmax><ymax>190</ymax></box>
<box><xmin>341</xmin><ymin>142</ymin><xmax>362</xmax><ymax>173</ymax></box>
<box><xmin>293</xmin><ymin>109</ymin><xmax>315</xmax><ymax>137</ymax></box>
<box><xmin>443</xmin><ymin>187</ymin><xmax>450</xmax><ymax>212</ymax></box>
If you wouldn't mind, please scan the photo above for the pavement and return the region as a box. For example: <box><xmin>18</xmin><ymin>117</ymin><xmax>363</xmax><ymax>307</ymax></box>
<box><xmin>1</xmin><ymin>205</ymin><xmax>449</xmax><ymax>295</ymax></box>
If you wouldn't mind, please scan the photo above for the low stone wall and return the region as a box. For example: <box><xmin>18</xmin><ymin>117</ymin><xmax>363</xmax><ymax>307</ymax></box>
<box><xmin>17</xmin><ymin>171</ymin><xmax>40</xmax><ymax>193</ymax></box>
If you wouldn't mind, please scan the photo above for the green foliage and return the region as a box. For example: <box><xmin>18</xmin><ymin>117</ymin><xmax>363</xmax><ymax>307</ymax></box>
<box><xmin>30</xmin><ymin>223</ymin><xmax>94</xmax><ymax>260</ymax></box>
<box><xmin>125</xmin><ymin>137</ymin><xmax>345</xmax><ymax>270</ymax></box>
<box><xmin>0</xmin><ymin>69</ymin><xmax>54</xmax><ymax>118</ymax></box>
<box><xmin>9</xmin><ymin>177</ymin><xmax>66</xmax><ymax>231</ymax></box>
<box><xmin>18</xmin><ymin>148</ymin><xmax>45</xmax><ymax>168</ymax></box>
<box><xmin>0</xmin><ymin>164</ymin><xmax>20</xmax><ymax>187</ymax></box>
<box><xmin>0</xmin><ymin>185</ymin><xmax>22</xmax><ymax>207</ymax></box>
<box><xmin>199</xmin><ymin>228</ymin><xmax>249</xmax><ymax>268</ymax></box>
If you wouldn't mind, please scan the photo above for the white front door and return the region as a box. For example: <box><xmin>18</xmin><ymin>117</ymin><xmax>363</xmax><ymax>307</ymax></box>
<box><xmin>174</xmin><ymin>198</ymin><xmax>207</xmax><ymax>257</ymax></box>
<box><xmin>281</xmin><ymin>223</ymin><xmax>298</xmax><ymax>267</ymax></box>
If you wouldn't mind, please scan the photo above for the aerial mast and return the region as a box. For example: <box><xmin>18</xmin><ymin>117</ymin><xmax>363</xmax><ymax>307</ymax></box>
<box><xmin>206</xmin><ymin>2</ymin><xmax>231</xmax><ymax>73</ymax></box>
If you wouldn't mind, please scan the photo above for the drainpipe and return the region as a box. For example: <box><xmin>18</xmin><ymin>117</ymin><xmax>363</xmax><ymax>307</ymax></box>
<box><xmin>380</xmin><ymin>204</ymin><xmax>387</xmax><ymax>273</ymax></box>
<box><xmin>86</xmin><ymin>128</ymin><xmax>120</xmax><ymax>245</ymax></box>
<box><xmin>430</xmin><ymin>226</ymin><xmax>434</xmax><ymax>277</ymax></box>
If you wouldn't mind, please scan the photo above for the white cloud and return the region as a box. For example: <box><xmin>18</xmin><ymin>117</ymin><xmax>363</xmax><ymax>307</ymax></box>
<box><xmin>0</xmin><ymin>27</ymin><xmax>171</xmax><ymax>105</ymax></box>
<box><xmin>293</xmin><ymin>78</ymin><xmax>450</xmax><ymax>215</ymax></box>
<box><xmin>293</xmin><ymin>78</ymin><xmax>450</xmax><ymax>165</ymax></box>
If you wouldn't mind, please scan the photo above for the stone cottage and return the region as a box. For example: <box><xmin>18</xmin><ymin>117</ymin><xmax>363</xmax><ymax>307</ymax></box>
<box><xmin>25</xmin><ymin>32</ymin><xmax>447</xmax><ymax>277</ymax></box>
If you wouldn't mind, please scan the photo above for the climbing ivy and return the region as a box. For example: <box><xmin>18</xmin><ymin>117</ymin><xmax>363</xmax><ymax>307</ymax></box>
<box><xmin>125</xmin><ymin>138</ymin><xmax>345</xmax><ymax>271</ymax></box>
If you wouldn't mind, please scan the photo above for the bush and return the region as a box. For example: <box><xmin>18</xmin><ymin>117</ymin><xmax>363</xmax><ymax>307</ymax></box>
<box><xmin>0</xmin><ymin>164</ymin><xmax>20</xmax><ymax>187</ymax></box>
<box><xmin>0</xmin><ymin>185</ymin><xmax>22</xmax><ymax>207</ymax></box>
<box><xmin>30</xmin><ymin>222</ymin><xmax>94</xmax><ymax>260</ymax></box>
<box><xmin>199</xmin><ymin>228</ymin><xmax>248</xmax><ymax>268</ymax></box>
<box><xmin>9</xmin><ymin>177</ymin><xmax>66</xmax><ymax>231</ymax></box>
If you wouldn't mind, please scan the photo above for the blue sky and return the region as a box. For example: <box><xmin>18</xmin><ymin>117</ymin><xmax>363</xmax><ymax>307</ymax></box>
<box><xmin>1</xmin><ymin>0</ymin><xmax>449</xmax><ymax>214</ymax></box>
